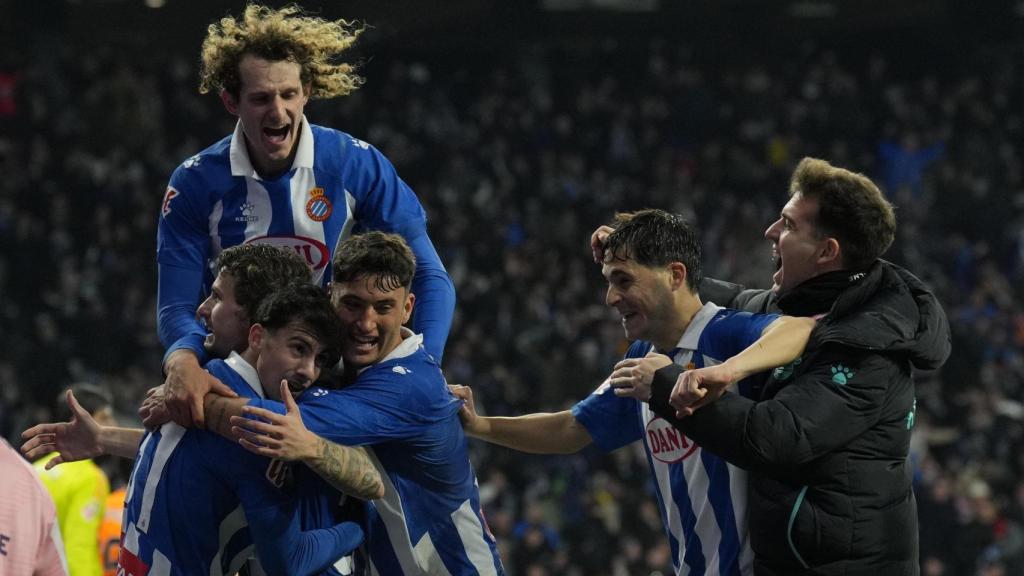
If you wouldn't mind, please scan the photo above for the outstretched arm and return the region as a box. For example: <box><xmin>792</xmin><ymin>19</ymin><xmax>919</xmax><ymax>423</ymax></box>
<box><xmin>22</xmin><ymin>390</ymin><xmax>144</xmax><ymax>463</ymax></box>
<box><xmin>407</xmin><ymin>233</ymin><xmax>455</xmax><ymax>362</ymax></box>
<box><xmin>449</xmin><ymin>385</ymin><xmax>592</xmax><ymax>454</ymax></box>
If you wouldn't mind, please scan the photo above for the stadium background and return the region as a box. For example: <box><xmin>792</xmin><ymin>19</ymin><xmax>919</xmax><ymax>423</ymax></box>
<box><xmin>2</xmin><ymin>0</ymin><xmax>1023</xmax><ymax>573</ymax></box>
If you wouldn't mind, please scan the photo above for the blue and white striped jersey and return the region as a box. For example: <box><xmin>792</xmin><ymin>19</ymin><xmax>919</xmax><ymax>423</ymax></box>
<box><xmin>572</xmin><ymin>303</ymin><xmax>778</xmax><ymax>576</ymax></box>
<box><xmin>120</xmin><ymin>354</ymin><xmax>361</xmax><ymax>576</ymax></box>
<box><xmin>248</xmin><ymin>331</ymin><xmax>505</xmax><ymax>576</ymax></box>
<box><xmin>156</xmin><ymin>118</ymin><xmax>454</xmax><ymax>363</ymax></box>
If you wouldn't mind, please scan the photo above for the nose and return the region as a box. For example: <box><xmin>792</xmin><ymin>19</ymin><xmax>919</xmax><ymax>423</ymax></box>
<box><xmin>296</xmin><ymin>355</ymin><xmax>318</xmax><ymax>385</ymax></box>
<box><xmin>765</xmin><ymin>218</ymin><xmax>782</xmax><ymax>241</ymax></box>
<box><xmin>270</xmin><ymin>95</ymin><xmax>287</xmax><ymax>122</ymax></box>
<box><xmin>354</xmin><ymin>307</ymin><xmax>377</xmax><ymax>333</ymax></box>
<box><xmin>197</xmin><ymin>296</ymin><xmax>213</xmax><ymax>321</ymax></box>
<box><xmin>605</xmin><ymin>285</ymin><xmax>620</xmax><ymax>307</ymax></box>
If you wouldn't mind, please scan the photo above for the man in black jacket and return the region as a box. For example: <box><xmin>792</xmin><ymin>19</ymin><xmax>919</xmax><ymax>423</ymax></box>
<box><xmin>596</xmin><ymin>157</ymin><xmax>951</xmax><ymax>575</ymax></box>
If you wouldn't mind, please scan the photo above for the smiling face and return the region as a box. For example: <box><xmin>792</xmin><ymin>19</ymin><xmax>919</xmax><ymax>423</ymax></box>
<box><xmin>764</xmin><ymin>193</ymin><xmax>832</xmax><ymax>294</ymax></box>
<box><xmin>250</xmin><ymin>320</ymin><xmax>330</xmax><ymax>400</ymax></box>
<box><xmin>221</xmin><ymin>54</ymin><xmax>310</xmax><ymax>178</ymax></box>
<box><xmin>197</xmin><ymin>272</ymin><xmax>250</xmax><ymax>359</ymax></box>
<box><xmin>602</xmin><ymin>257</ymin><xmax>678</xmax><ymax>346</ymax></box>
<box><xmin>331</xmin><ymin>274</ymin><xmax>415</xmax><ymax>370</ymax></box>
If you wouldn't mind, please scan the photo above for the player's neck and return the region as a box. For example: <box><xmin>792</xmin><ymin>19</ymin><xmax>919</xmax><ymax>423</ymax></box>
<box><xmin>656</xmin><ymin>296</ymin><xmax>703</xmax><ymax>352</ymax></box>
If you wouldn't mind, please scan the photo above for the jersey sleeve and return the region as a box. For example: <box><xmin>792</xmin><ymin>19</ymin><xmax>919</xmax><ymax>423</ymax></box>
<box><xmin>342</xmin><ymin>140</ymin><xmax>455</xmax><ymax>362</ymax></box>
<box><xmin>247</xmin><ymin>373</ymin><xmax>433</xmax><ymax>446</ymax></box>
<box><xmin>156</xmin><ymin>166</ymin><xmax>212</xmax><ymax>361</ymax></box>
<box><xmin>570</xmin><ymin>341</ymin><xmax>650</xmax><ymax>452</ymax></box>
<box><xmin>705</xmin><ymin>310</ymin><xmax>780</xmax><ymax>356</ymax></box>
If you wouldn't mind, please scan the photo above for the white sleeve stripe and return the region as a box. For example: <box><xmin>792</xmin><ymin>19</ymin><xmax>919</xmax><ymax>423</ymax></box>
<box><xmin>50</xmin><ymin>517</ymin><xmax>69</xmax><ymax>574</ymax></box>
<box><xmin>452</xmin><ymin>498</ymin><xmax>498</xmax><ymax>576</ymax></box>
<box><xmin>124</xmin><ymin>432</ymin><xmax>153</xmax><ymax>505</ymax></box>
<box><xmin>152</xmin><ymin>549</ymin><xmax>172</xmax><ymax>576</ymax></box>
<box><xmin>138</xmin><ymin>423</ymin><xmax>186</xmax><ymax>533</ymax></box>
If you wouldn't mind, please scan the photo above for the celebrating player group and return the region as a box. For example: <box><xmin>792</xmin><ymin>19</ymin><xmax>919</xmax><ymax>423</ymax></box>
<box><xmin>18</xmin><ymin>3</ymin><xmax>949</xmax><ymax>576</ymax></box>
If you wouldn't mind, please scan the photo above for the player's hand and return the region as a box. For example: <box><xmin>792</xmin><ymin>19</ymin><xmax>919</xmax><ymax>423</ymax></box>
<box><xmin>163</xmin><ymin>350</ymin><xmax>236</xmax><ymax>428</ymax></box>
<box><xmin>21</xmin><ymin>390</ymin><xmax>103</xmax><ymax>467</ymax></box>
<box><xmin>669</xmin><ymin>364</ymin><xmax>736</xmax><ymax>417</ymax></box>
<box><xmin>139</xmin><ymin>385</ymin><xmax>171</xmax><ymax>429</ymax></box>
<box><xmin>448</xmin><ymin>384</ymin><xmax>485</xmax><ymax>435</ymax></box>
<box><xmin>608</xmin><ymin>351</ymin><xmax>673</xmax><ymax>401</ymax></box>
<box><xmin>231</xmin><ymin>380</ymin><xmax>319</xmax><ymax>461</ymax></box>
<box><xmin>590</xmin><ymin>225</ymin><xmax>615</xmax><ymax>263</ymax></box>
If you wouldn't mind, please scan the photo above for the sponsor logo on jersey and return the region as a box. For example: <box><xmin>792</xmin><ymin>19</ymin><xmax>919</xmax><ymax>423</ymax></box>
<box><xmin>182</xmin><ymin>154</ymin><xmax>201</xmax><ymax>168</ymax></box>
<box><xmin>646</xmin><ymin>417</ymin><xmax>699</xmax><ymax>463</ymax></box>
<box><xmin>161</xmin><ymin>188</ymin><xmax>179</xmax><ymax>217</ymax></box>
<box><xmin>392</xmin><ymin>366</ymin><xmax>412</xmax><ymax>375</ymax></box>
<box><xmin>235</xmin><ymin>202</ymin><xmax>258</xmax><ymax>223</ymax></box>
<box><xmin>246</xmin><ymin>235</ymin><xmax>330</xmax><ymax>270</ymax></box>
<box><xmin>349</xmin><ymin>137</ymin><xmax>370</xmax><ymax>150</ymax></box>
<box><xmin>305</xmin><ymin>187</ymin><xmax>332</xmax><ymax>222</ymax></box>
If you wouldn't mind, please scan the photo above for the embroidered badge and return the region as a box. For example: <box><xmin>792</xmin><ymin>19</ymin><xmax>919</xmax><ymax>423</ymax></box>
<box><xmin>305</xmin><ymin>187</ymin><xmax>332</xmax><ymax>222</ymax></box>
<box><xmin>830</xmin><ymin>364</ymin><xmax>854</xmax><ymax>385</ymax></box>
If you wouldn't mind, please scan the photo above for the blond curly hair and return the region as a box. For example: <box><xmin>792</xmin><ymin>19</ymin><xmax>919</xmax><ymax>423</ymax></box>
<box><xmin>199</xmin><ymin>4</ymin><xmax>364</xmax><ymax>99</ymax></box>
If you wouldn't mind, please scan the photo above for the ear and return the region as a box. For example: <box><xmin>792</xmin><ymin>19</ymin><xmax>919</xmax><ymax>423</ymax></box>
<box><xmin>667</xmin><ymin>262</ymin><xmax>688</xmax><ymax>292</ymax></box>
<box><xmin>248</xmin><ymin>323</ymin><xmax>265</xmax><ymax>354</ymax></box>
<box><xmin>221</xmin><ymin>89</ymin><xmax>239</xmax><ymax>116</ymax></box>
<box><xmin>302</xmin><ymin>82</ymin><xmax>312</xmax><ymax>103</ymax></box>
<box><xmin>401</xmin><ymin>291</ymin><xmax>416</xmax><ymax>324</ymax></box>
<box><xmin>818</xmin><ymin>237</ymin><xmax>842</xmax><ymax>267</ymax></box>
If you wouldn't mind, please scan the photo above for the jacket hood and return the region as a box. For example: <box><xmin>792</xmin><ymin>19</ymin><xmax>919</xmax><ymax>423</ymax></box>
<box><xmin>817</xmin><ymin>260</ymin><xmax>951</xmax><ymax>370</ymax></box>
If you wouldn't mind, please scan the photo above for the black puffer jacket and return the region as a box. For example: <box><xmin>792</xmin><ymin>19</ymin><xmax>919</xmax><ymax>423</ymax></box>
<box><xmin>650</xmin><ymin>261</ymin><xmax>951</xmax><ymax>575</ymax></box>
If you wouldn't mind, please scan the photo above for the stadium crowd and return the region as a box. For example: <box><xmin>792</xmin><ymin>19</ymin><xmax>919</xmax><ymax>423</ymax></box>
<box><xmin>2</xmin><ymin>24</ymin><xmax>1023</xmax><ymax>576</ymax></box>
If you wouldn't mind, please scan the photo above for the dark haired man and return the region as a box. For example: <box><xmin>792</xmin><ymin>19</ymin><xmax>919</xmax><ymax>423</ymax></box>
<box><xmin>203</xmin><ymin>231</ymin><xmax>505</xmax><ymax>575</ymax></box>
<box><xmin>26</xmin><ymin>285</ymin><xmax>376</xmax><ymax>575</ymax></box>
<box><xmin>597</xmin><ymin>159</ymin><xmax>951</xmax><ymax>575</ymax></box>
<box><xmin>451</xmin><ymin>209</ymin><xmax>817</xmax><ymax>576</ymax></box>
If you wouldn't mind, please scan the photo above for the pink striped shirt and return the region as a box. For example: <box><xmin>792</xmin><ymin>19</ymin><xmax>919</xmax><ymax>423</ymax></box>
<box><xmin>0</xmin><ymin>439</ymin><xmax>67</xmax><ymax>576</ymax></box>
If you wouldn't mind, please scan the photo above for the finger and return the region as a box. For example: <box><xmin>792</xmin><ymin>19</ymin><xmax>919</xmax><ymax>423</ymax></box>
<box><xmin>66</xmin><ymin>390</ymin><xmax>87</xmax><ymax>420</ymax></box>
<box><xmin>612</xmin><ymin>387</ymin><xmax>637</xmax><ymax>398</ymax></box>
<box><xmin>209</xmin><ymin>377</ymin><xmax>238</xmax><ymax>399</ymax></box>
<box><xmin>22</xmin><ymin>442</ymin><xmax>55</xmax><ymax>461</ymax></box>
<box><xmin>232</xmin><ymin>417</ymin><xmax>278</xmax><ymax>438</ymax></box>
<box><xmin>145</xmin><ymin>386</ymin><xmax>161</xmax><ymax>398</ymax></box>
<box><xmin>613</xmin><ymin>358</ymin><xmax>639</xmax><ymax>370</ymax></box>
<box><xmin>282</xmin><ymin>381</ymin><xmax>299</xmax><ymax>413</ymax></box>
<box><xmin>20</xmin><ymin>432</ymin><xmax>54</xmax><ymax>452</ymax></box>
<box><xmin>189</xmin><ymin>396</ymin><xmax>205</xmax><ymax>429</ymax></box>
<box><xmin>22</xmin><ymin>423</ymin><xmax>57</xmax><ymax>439</ymax></box>
<box><xmin>241</xmin><ymin>405</ymin><xmax>285</xmax><ymax>424</ymax></box>
<box><xmin>45</xmin><ymin>455</ymin><xmax>65</xmax><ymax>470</ymax></box>
<box><xmin>233</xmin><ymin>427</ymin><xmax>281</xmax><ymax>450</ymax></box>
<box><xmin>238</xmin><ymin>436</ymin><xmax>277</xmax><ymax>457</ymax></box>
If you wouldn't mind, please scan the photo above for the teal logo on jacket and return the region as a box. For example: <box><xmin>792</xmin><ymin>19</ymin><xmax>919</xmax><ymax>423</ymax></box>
<box><xmin>830</xmin><ymin>364</ymin><xmax>854</xmax><ymax>385</ymax></box>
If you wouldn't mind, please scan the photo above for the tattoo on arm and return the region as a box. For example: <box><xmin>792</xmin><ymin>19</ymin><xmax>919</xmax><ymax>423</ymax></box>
<box><xmin>205</xmin><ymin>396</ymin><xmax>234</xmax><ymax>438</ymax></box>
<box><xmin>307</xmin><ymin>439</ymin><xmax>384</xmax><ymax>501</ymax></box>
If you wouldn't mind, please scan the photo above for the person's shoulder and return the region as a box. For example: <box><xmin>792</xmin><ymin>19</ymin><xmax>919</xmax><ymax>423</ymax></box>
<box><xmin>624</xmin><ymin>340</ymin><xmax>654</xmax><ymax>359</ymax></box>
<box><xmin>168</xmin><ymin>136</ymin><xmax>233</xmax><ymax>183</ymax></box>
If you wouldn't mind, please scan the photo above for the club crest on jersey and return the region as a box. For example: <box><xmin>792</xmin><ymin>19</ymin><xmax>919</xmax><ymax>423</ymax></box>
<box><xmin>161</xmin><ymin>187</ymin><xmax>179</xmax><ymax>217</ymax></box>
<box><xmin>305</xmin><ymin>187</ymin><xmax>332</xmax><ymax>222</ymax></box>
<box><xmin>646</xmin><ymin>417</ymin><xmax>699</xmax><ymax>463</ymax></box>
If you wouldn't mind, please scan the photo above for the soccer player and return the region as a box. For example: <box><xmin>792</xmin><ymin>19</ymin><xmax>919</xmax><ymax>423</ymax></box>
<box><xmin>27</xmin><ymin>285</ymin><xmax>367</xmax><ymax>575</ymax></box>
<box><xmin>449</xmin><ymin>209</ymin><xmax>816</xmax><ymax>576</ymax></box>
<box><xmin>158</xmin><ymin>3</ymin><xmax>455</xmax><ymax>429</ymax></box>
<box><xmin>0</xmin><ymin>438</ymin><xmax>68</xmax><ymax>576</ymax></box>
<box><xmin>198</xmin><ymin>232</ymin><xmax>505</xmax><ymax>575</ymax></box>
<box><xmin>33</xmin><ymin>383</ymin><xmax>113</xmax><ymax>576</ymax></box>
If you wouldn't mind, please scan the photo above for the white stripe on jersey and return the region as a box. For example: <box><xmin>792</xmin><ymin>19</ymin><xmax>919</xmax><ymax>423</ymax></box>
<box><xmin>139</xmin><ymin>423</ymin><xmax>186</xmax><ymax>533</ymax></box>
<box><xmin>209</xmin><ymin>199</ymin><xmax>224</xmax><ymax>266</ymax></box>
<box><xmin>366</xmin><ymin>449</ymin><xmax>435</xmax><ymax>575</ymax></box>
<box><xmin>289</xmin><ymin>167</ymin><xmax>327</xmax><ymax>284</ymax></box>
<box><xmin>330</xmin><ymin>190</ymin><xmax>358</xmax><ymax>274</ymax></box>
<box><xmin>152</xmin><ymin>549</ymin><xmax>172</xmax><ymax>576</ymax></box>
<box><xmin>452</xmin><ymin>498</ymin><xmax>499</xmax><ymax>576</ymax></box>
<box><xmin>208</xmin><ymin>505</ymin><xmax>253</xmax><ymax>576</ymax></box>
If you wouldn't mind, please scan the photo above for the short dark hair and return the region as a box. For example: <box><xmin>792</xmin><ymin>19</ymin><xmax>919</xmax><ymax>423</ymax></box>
<box><xmin>332</xmin><ymin>232</ymin><xmax>416</xmax><ymax>293</ymax></box>
<box><xmin>790</xmin><ymin>157</ymin><xmax>896</xmax><ymax>269</ymax></box>
<box><xmin>57</xmin><ymin>382</ymin><xmax>112</xmax><ymax>421</ymax></box>
<box><xmin>603</xmin><ymin>209</ymin><xmax>703</xmax><ymax>292</ymax></box>
<box><xmin>215</xmin><ymin>244</ymin><xmax>312</xmax><ymax>321</ymax></box>
<box><xmin>254</xmin><ymin>284</ymin><xmax>343</xmax><ymax>369</ymax></box>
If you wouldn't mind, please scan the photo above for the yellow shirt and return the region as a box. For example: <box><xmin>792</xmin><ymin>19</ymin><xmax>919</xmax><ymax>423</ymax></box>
<box><xmin>34</xmin><ymin>453</ymin><xmax>110</xmax><ymax>576</ymax></box>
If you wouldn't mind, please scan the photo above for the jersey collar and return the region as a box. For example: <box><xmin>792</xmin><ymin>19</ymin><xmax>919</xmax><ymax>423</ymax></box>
<box><xmin>229</xmin><ymin>115</ymin><xmax>315</xmax><ymax>178</ymax></box>
<box><xmin>225</xmin><ymin>351</ymin><xmax>266</xmax><ymax>399</ymax></box>
<box><xmin>673</xmin><ymin>301</ymin><xmax>723</xmax><ymax>352</ymax></box>
<box><xmin>355</xmin><ymin>328</ymin><xmax>423</xmax><ymax>375</ymax></box>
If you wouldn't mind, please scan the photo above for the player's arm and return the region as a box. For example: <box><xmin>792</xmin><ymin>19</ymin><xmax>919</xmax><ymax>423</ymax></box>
<box><xmin>206</xmin><ymin>389</ymin><xmax>383</xmax><ymax>501</ymax></box>
<box><xmin>406</xmin><ymin>232</ymin><xmax>455</xmax><ymax>362</ymax></box>
<box><xmin>448</xmin><ymin>385</ymin><xmax>592</xmax><ymax>454</ymax></box>
<box><xmin>647</xmin><ymin>315</ymin><xmax>816</xmax><ymax>417</ymax></box>
<box><xmin>156</xmin><ymin>176</ymin><xmax>238</xmax><ymax>428</ymax></box>
<box><xmin>22</xmin><ymin>391</ymin><xmax>144</xmax><ymax>464</ymax></box>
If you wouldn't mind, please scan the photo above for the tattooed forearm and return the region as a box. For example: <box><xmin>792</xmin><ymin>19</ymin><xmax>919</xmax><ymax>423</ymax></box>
<box><xmin>307</xmin><ymin>439</ymin><xmax>384</xmax><ymax>501</ymax></box>
<box><xmin>204</xmin><ymin>396</ymin><xmax>244</xmax><ymax>439</ymax></box>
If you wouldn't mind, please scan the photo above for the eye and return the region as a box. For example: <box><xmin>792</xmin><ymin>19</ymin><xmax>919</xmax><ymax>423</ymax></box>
<box><xmin>375</xmin><ymin>304</ymin><xmax>394</xmax><ymax>314</ymax></box>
